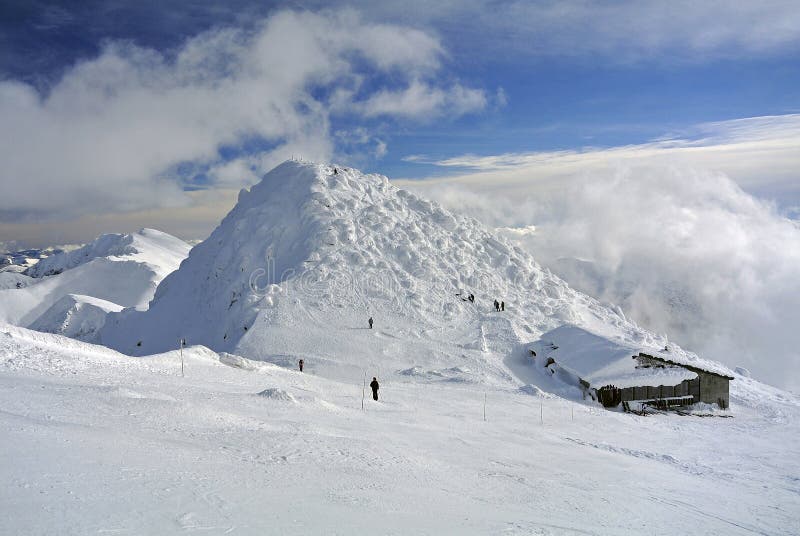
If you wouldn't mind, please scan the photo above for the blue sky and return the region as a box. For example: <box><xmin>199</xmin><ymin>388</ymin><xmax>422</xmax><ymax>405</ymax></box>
<box><xmin>1</xmin><ymin>1</ymin><xmax>799</xmax><ymax>244</ymax></box>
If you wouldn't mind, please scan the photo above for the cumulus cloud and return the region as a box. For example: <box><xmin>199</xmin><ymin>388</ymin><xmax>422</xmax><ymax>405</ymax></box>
<box><xmin>405</xmin><ymin>162</ymin><xmax>800</xmax><ymax>391</ymax></box>
<box><xmin>359</xmin><ymin>80</ymin><xmax>487</xmax><ymax>119</ymax></box>
<box><xmin>0</xmin><ymin>9</ymin><xmax>485</xmax><ymax>223</ymax></box>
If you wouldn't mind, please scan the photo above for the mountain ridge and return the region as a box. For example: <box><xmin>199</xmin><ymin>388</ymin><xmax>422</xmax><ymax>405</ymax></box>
<box><xmin>0</xmin><ymin>228</ymin><xmax>190</xmax><ymax>329</ymax></box>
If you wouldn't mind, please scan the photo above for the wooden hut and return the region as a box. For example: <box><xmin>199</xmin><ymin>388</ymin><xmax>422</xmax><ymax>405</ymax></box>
<box><xmin>529</xmin><ymin>325</ymin><xmax>733</xmax><ymax>411</ymax></box>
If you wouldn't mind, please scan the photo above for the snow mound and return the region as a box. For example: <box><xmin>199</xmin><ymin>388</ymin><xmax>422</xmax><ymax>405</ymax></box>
<box><xmin>519</xmin><ymin>384</ymin><xmax>554</xmax><ymax>398</ymax></box>
<box><xmin>219</xmin><ymin>352</ymin><xmax>257</xmax><ymax>370</ymax></box>
<box><xmin>398</xmin><ymin>365</ymin><xmax>474</xmax><ymax>382</ymax></box>
<box><xmin>107</xmin><ymin>386</ymin><xmax>177</xmax><ymax>403</ymax></box>
<box><xmin>257</xmin><ymin>388</ymin><xmax>296</xmax><ymax>402</ymax></box>
<box><xmin>28</xmin><ymin>294</ymin><xmax>123</xmax><ymax>343</ymax></box>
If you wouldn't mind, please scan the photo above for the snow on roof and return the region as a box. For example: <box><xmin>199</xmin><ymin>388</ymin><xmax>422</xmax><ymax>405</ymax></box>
<box><xmin>531</xmin><ymin>325</ymin><xmax>698</xmax><ymax>389</ymax></box>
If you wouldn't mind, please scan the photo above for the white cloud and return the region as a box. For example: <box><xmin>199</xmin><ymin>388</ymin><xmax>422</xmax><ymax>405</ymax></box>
<box><xmin>0</xmin><ymin>9</ymin><xmax>484</xmax><ymax>222</ymax></box>
<box><xmin>494</xmin><ymin>87</ymin><xmax>508</xmax><ymax>108</ymax></box>
<box><xmin>358</xmin><ymin>80</ymin><xmax>486</xmax><ymax>119</ymax></box>
<box><xmin>374</xmin><ymin>139</ymin><xmax>388</xmax><ymax>159</ymax></box>
<box><xmin>509</xmin><ymin>0</ymin><xmax>800</xmax><ymax>60</ymax></box>
<box><xmin>404</xmin><ymin>114</ymin><xmax>800</xmax><ymax>205</ymax></box>
<box><xmin>357</xmin><ymin>0</ymin><xmax>800</xmax><ymax>61</ymax></box>
<box><xmin>401</xmin><ymin>121</ymin><xmax>800</xmax><ymax>390</ymax></box>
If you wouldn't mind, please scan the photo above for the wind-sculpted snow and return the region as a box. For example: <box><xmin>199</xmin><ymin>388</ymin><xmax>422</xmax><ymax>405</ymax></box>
<box><xmin>28</xmin><ymin>294</ymin><xmax>123</xmax><ymax>343</ymax></box>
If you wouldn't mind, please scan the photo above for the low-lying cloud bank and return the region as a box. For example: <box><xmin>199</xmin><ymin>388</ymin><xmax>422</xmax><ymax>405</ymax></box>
<box><xmin>407</xmin><ymin>166</ymin><xmax>800</xmax><ymax>391</ymax></box>
<box><xmin>403</xmin><ymin>114</ymin><xmax>800</xmax><ymax>209</ymax></box>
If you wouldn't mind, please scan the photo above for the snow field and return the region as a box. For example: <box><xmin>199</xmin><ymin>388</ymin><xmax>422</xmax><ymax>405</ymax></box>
<box><xmin>1</xmin><ymin>326</ymin><xmax>798</xmax><ymax>535</ymax></box>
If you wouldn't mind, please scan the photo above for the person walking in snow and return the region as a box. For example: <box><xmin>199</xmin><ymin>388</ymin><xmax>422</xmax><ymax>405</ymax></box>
<box><xmin>494</xmin><ymin>299</ymin><xmax>499</xmax><ymax>311</ymax></box>
<box><xmin>368</xmin><ymin>317</ymin><xmax>374</xmax><ymax>329</ymax></box>
<box><xmin>501</xmin><ymin>301</ymin><xmax>505</xmax><ymax>311</ymax></box>
<box><xmin>370</xmin><ymin>377</ymin><xmax>380</xmax><ymax>401</ymax></box>
<box><xmin>298</xmin><ymin>359</ymin><xmax>304</xmax><ymax>372</ymax></box>
<box><xmin>468</xmin><ymin>293</ymin><xmax>475</xmax><ymax>303</ymax></box>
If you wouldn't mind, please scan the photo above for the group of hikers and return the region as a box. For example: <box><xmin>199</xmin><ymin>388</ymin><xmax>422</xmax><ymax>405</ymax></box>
<box><xmin>459</xmin><ymin>291</ymin><xmax>506</xmax><ymax>312</ymax></box>
<box><xmin>456</xmin><ymin>292</ymin><xmax>506</xmax><ymax>312</ymax></box>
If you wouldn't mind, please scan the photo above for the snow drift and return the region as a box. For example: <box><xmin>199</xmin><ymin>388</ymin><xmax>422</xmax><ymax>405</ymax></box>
<box><xmin>27</xmin><ymin>294</ymin><xmax>123</xmax><ymax>343</ymax></box>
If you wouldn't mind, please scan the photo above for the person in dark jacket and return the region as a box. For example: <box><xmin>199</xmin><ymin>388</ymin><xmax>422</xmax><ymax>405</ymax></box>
<box><xmin>298</xmin><ymin>359</ymin><xmax>304</xmax><ymax>372</ymax></box>
<box><xmin>370</xmin><ymin>377</ymin><xmax>379</xmax><ymax>400</ymax></box>
<box><xmin>501</xmin><ymin>301</ymin><xmax>505</xmax><ymax>311</ymax></box>
<box><xmin>468</xmin><ymin>293</ymin><xmax>474</xmax><ymax>303</ymax></box>
<box><xmin>368</xmin><ymin>317</ymin><xmax>374</xmax><ymax>329</ymax></box>
<box><xmin>494</xmin><ymin>299</ymin><xmax>499</xmax><ymax>311</ymax></box>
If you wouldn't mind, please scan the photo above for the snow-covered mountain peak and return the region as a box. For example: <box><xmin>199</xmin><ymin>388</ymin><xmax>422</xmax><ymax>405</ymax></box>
<box><xmin>1</xmin><ymin>229</ymin><xmax>191</xmax><ymax>330</ymax></box>
<box><xmin>26</xmin><ymin>228</ymin><xmax>191</xmax><ymax>279</ymax></box>
<box><xmin>102</xmin><ymin>159</ymin><xmax>690</xmax><ymax>387</ymax></box>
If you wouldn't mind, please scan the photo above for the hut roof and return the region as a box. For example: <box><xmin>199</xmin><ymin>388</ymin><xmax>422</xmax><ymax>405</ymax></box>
<box><xmin>638</xmin><ymin>353</ymin><xmax>734</xmax><ymax>380</ymax></box>
<box><xmin>530</xmin><ymin>325</ymin><xmax>704</xmax><ymax>389</ymax></box>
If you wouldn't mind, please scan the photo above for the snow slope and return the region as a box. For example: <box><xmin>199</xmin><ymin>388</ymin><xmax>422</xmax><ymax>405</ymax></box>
<box><xmin>28</xmin><ymin>294</ymin><xmax>124</xmax><ymax>343</ymax></box>
<box><xmin>0</xmin><ymin>229</ymin><xmax>190</xmax><ymax>328</ymax></box>
<box><xmin>1</xmin><ymin>324</ymin><xmax>798</xmax><ymax>534</ymax></box>
<box><xmin>25</xmin><ymin>228</ymin><xmax>189</xmax><ymax>280</ymax></box>
<box><xmin>102</xmin><ymin>161</ymin><xmax>679</xmax><ymax>388</ymax></box>
<box><xmin>0</xmin><ymin>270</ymin><xmax>33</xmax><ymax>290</ymax></box>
